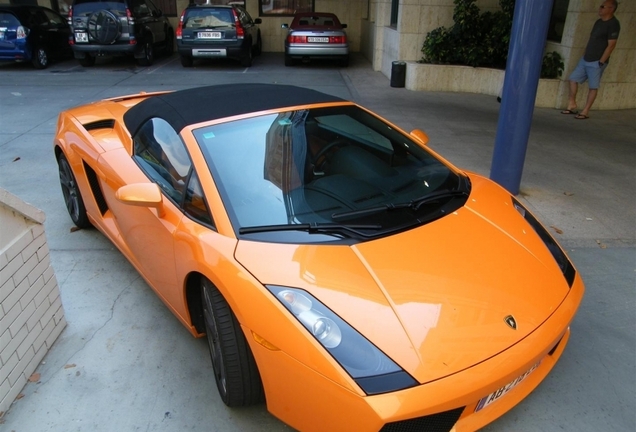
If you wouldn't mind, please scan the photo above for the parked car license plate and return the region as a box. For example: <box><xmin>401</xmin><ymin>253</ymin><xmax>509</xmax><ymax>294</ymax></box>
<box><xmin>75</xmin><ymin>32</ymin><xmax>88</xmax><ymax>43</ymax></box>
<box><xmin>475</xmin><ymin>361</ymin><xmax>541</xmax><ymax>412</ymax></box>
<box><xmin>198</xmin><ymin>32</ymin><xmax>221</xmax><ymax>39</ymax></box>
<box><xmin>308</xmin><ymin>37</ymin><xmax>329</xmax><ymax>43</ymax></box>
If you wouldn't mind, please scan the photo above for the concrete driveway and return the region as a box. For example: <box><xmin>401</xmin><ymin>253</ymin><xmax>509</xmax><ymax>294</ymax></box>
<box><xmin>0</xmin><ymin>52</ymin><xmax>634</xmax><ymax>432</ymax></box>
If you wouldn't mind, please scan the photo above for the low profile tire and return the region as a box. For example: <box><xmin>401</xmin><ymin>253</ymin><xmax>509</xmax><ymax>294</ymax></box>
<box><xmin>78</xmin><ymin>54</ymin><xmax>95</xmax><ymax>67</ymax></box>
<box><xmin>137</xmin><ymin>41</ymin><xmax>154</xmax><ymax>66</ymax></box>
<box><xmin>31</xmin><ymin>45</ymin><xmax>48</xmax><ymax>69</ymax></box>
<box><xmin>284</xmin><ymin>54</ymin><xmax>294</xmax><ymax>67</ymax></box>
<box><xmin>57</xmin><ymin>153</ymin><xmax>91</xmax><ymax>229</ymax></box>
<box><xmin>180</xmin><ymin>55</ymin><xmax>193</xmax><ymax>67</ymax></box>
<box><xmin>201</xmin><ymin>278</ymin><xmax>263</xmax><ymax>407</ymax></box>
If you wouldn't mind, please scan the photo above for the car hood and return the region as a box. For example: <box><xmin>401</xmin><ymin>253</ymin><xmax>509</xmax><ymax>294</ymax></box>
<box><xmin>234</xmin><ymin>176</ymin><xmax>571</xmax><ymax>383</ymax></box>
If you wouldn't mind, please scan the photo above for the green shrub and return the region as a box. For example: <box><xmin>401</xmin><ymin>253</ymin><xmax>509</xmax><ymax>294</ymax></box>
<box><xmin>541</xmin><ymin>51</ymin><xmax>564</xmax><ymax>78</ymax></box>
<box><xmin>421</xmin><ymin>0</ymin><xmax>515</xmax><ymax>69</ymax></box>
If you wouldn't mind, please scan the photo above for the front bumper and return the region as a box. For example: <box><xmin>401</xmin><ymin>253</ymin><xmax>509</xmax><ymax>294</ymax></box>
<box><xmin>248</xmin><ymin>272</ymin><xmax>584</xmax><ymax>432</ymax></box>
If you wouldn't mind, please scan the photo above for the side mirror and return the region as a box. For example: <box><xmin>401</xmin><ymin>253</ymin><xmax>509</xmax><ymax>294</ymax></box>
<box><xmin>342</xmin><ymin>24</ymin><xmax>347</xmax><ymax>29</ymax></box>
<box><xmin>255</xmin><ymin>18</ymin><xmax>262</xmax><ymax>24</ymax></box>
<box><xmin>116</xmin><ymin>183</ymin><xmax>164</xmax><ymax>217</ymax></box>
<box><xmin>410</xmin><ymin>129</ymin><xmax>429</xmax><ymax>146</ymax></box>
<box><xmin>281</xmin><ymin>23</ymin><xmax>289</xmax><ymax>29</ymax></box>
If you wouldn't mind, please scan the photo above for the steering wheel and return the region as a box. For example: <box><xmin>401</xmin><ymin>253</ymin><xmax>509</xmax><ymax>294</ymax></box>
<box><xmin>312</xmin><ymin>139</ymin><xmax>350</xmax><ymax>172</ymax></box>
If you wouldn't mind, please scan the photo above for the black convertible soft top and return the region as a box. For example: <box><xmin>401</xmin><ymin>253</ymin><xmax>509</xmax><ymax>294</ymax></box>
<box><xmin>123</xmin><ymin>84</ymin><xmax>347</xmax><ymax>136</ymax></box>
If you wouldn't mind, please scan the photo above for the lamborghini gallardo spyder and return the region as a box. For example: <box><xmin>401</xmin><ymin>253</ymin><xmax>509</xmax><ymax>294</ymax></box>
<box><xmin>54</xmin><ymin>84</ymin><xmax>584</xmax><ymax>432</ymax></box>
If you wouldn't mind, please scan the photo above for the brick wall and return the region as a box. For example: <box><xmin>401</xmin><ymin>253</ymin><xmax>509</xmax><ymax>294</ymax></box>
<box><xmin>0</xmin><ymin>189</ymin><xmax>66</xmax><ymax>416</ymax></box>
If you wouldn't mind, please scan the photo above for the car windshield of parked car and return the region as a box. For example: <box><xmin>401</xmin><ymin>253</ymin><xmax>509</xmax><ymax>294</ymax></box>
<box><xmin>194</xmin><ymin>105</ymin><xmax>469</xmax><ymax>243</ymax></box>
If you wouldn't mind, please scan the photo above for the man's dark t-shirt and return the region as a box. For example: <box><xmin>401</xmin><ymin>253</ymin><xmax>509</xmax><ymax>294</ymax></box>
<box><xmin>584</xmin><ymin>16</ymin><xmax>620</xmax><ymax>62</ymax></box>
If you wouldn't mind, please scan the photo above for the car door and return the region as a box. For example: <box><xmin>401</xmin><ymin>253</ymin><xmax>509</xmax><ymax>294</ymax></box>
<box><xmin>40</xmin><ymin>8</ymin><xmax>71</xmax><ymax>59</ymax></box>
<box><xmin>145</xmin><ymin>0</ymin><xmax>165</xmax><ymax>44</ymax></box>
<box><xmin>237</xmin><ymin>6</ymin><xmax>257</xmax><ymax>48</ymax></box>
<box><xmin>108</xmin><ymin>117</ymin><xmax>190</xmax><ymax>304</ymax></box>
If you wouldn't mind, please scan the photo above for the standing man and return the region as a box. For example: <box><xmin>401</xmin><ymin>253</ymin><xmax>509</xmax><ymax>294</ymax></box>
<box><xmin>561</xmin><ymin>0</ymin><xmax>620</xmax><ymax>120</ymax></box>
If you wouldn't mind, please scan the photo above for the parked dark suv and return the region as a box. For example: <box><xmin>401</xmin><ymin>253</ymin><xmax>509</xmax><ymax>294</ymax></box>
<box><xmin>176</xmin><ymin>3</ymin><xmax>261</xmax><ymax>67</ymax></box>
<box><xmin>68</xmin><ymin>0</ymin><xmax>174</xmax><ymax>67</ymax></box>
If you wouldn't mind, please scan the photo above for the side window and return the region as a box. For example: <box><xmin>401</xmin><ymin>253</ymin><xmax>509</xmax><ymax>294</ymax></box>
<box><xmin>133</xmin><ymin>117</ymin><xmax>192</xmax><ymax>204</ymax></box>
<box><xmin>43</xmin><ymin>9</ymin><xmax>65</xmax><ymax>26</ymax></box>
<box><xmin>184</xmin><ymin>171</ymin><xmax>214</xmax><ymax>227</ymax></box>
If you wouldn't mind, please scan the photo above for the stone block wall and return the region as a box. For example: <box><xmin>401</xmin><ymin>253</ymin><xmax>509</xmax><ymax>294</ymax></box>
<box><xmin>0</xmin><ymin>188</ymin><xmax>66</xmax><ymax>416</ymax></box>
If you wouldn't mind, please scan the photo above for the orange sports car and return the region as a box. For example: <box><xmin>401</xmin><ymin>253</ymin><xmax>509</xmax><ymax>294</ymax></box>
<box><xmin>54</xmin><ymin>84</ymin><xmax>584</xmax><ymax>432</ymax></box>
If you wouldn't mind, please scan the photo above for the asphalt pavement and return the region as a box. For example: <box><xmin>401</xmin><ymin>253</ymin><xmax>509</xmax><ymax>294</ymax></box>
<box><xmin>0</xmin><ymin>52</ymin><xmax>634</xmax><ymax>432</ymax></box>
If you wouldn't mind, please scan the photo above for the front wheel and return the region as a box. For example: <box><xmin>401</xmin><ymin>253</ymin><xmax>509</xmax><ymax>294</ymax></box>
<box><xmin>31</xmin><ymin>45</ymin><xmax>48</xmax><ymax>69</ymax></box>
<box><xmin>201</xmin><ymin>278</ymin><xmax>263</xmax><ymax>407</ymax></box>
<box><xmin>57</xmin><ymin>152</ymin><xmax>91</xmax><ymax>229</ymax></box>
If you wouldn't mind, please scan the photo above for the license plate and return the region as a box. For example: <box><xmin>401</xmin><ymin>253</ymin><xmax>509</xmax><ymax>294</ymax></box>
<box><xmin>308</xmin><ymin>37</ymin><xmax>329</xmax><ymax>43</ymax></box>
<box><xmin>75</xmin><ymin>32</ymin><xmax>88</xmax><ymax>43</ymax></box>
<box><xmin>198</xmin><ymin>32</ymin><xmax>221</xmax><ymax>39</ymax></box>
<box><xmin>475</xmin><ymin>361</ymin><xmax>541</xmax><ymax>412</ymax></box>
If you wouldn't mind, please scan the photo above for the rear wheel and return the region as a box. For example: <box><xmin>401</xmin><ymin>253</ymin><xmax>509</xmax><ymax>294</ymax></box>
<box><xmin>200</xmin><ymin>278</ymin><xmax>263</xmax><ymax>407</ymax></box>
<box><xmin>57</xmin><ymin>152</ymin><xmax>91</xmax><ymax>229</ymax></box>
<box><xmin>31</xmin><ymin>46</ymin><xmax>48</xmax><ymax>69</ymax></box>
<box><xmin>137</xmin><ymin>41</ymin><xmax>154</xmax><ymax>66</ymax></box>
<box><xmin>180</xmin><ymin>55</ymin><xmax>193</xmax><ymax>67</ymax></box>
<box><xmin>78</xmin><ymin>54</ymin><xmax>95</xmax><ymax>67</ymax></box>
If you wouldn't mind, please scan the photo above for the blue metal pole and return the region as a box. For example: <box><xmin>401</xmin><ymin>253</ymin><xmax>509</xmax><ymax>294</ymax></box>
<box><xmin>490</xmin><ymin>0</ymin><xmax>554</xmax><ymax>195</ymax></box>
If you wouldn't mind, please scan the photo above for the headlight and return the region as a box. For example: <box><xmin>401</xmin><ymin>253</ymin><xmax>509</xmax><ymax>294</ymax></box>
<box><xmin>512</xmin><ymin>198</ymin><xmax>576</xmax><ymax>286</ymax></box>
<box><xmin>267</xmin><ymin>285</ymin><xmax>417</xmax><ymax>395</ymax></box>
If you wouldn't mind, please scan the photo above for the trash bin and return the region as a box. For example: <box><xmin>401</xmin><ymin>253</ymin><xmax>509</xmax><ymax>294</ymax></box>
<box><xmin>390</xmin><ymin>61</ymin><xmax>406</xmax><ymax>88</ymax></box>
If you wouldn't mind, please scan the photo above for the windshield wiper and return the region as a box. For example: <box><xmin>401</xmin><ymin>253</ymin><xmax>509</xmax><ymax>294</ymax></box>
<box><xmin>331</xmin><ymin>189</ymin><xmax>468</xmax><ymax>221</ymax></box>
<box><xmin>239</xmin><ymin>222</ymin><xmax>382</xmax><ymax>238</ymax></box>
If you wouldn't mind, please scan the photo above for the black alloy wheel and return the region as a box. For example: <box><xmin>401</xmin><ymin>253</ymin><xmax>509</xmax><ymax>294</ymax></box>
<box><xmin>57</xmin><ymin>153</ymin><xmax>91</xmax><ymax>228</ymax></box>
<box><xmin>200</xmin><ymin>278</ymin><xmax>263</xmax><ymax>407</ymax></box>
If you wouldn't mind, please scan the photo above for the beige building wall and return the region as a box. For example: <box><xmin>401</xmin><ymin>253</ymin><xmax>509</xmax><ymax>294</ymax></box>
<box><xmin>0</xmin><ymin>189</ymin><xmax>66</xmax><ymax>416</ymax></box>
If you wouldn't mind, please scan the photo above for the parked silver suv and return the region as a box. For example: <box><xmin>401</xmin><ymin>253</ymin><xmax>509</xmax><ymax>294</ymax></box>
<box><xmin>68</xmin><ymin>0</ymin><xmax>173</xmax><ymax>67</ymax></box>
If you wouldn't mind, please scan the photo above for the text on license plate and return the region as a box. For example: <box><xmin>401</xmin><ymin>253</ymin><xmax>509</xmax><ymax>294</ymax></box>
<box><xmin>198</xmin><ymin>32</ymin><xmax>221</xmax><ymax>39</ymax></box>
<box><xmin>75</xmin><ymin>32</ymin><xmax>88</xmax><ymax>43</ymax></box>
<box><xmin>475</xmin><ymin>361</ymin><xmax>541</xmax><ymax>412</ymax></box>
<box><xmin>308</xmin><ymin>37</ymin><xmax>329</xmax><ymax>43</ymax></box>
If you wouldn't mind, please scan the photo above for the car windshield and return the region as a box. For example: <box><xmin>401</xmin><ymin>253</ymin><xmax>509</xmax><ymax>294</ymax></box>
<box><xmin>194</xmin><ymin>105</ymin><xmax>469</xmax><ymax>243</ymax></box>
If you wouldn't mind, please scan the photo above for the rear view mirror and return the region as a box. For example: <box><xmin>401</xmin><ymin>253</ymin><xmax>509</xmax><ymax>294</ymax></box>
<box><xmin>410</xmin><ymin>129</ymin><xmax>429</xmax><ymax>146</ymax></box>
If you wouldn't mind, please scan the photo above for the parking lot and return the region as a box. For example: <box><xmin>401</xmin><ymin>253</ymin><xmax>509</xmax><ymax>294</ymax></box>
<box><xmin>0</xmin><ymin>52</ymin><xmax>634</xmax><ymax>432</ymax></box>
